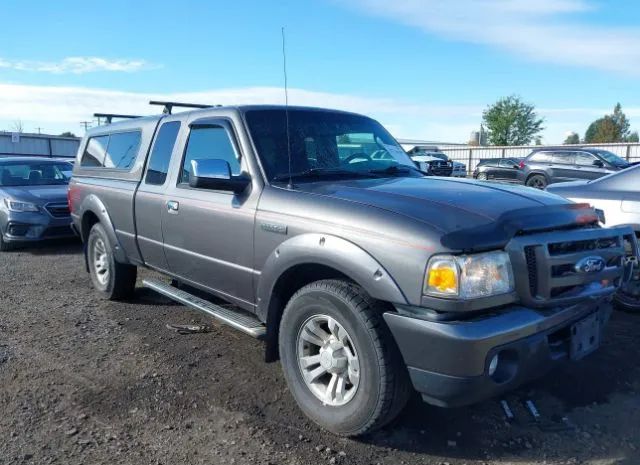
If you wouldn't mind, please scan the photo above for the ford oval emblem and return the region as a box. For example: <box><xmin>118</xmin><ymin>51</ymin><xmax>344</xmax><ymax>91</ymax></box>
<box><xmin>574</xmin><ymin>256</ymin><xmax>606</xmax><ymax>274</ymax></box>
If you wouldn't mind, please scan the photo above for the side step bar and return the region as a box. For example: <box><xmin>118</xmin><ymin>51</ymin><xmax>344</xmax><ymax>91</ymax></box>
<box><xmin>142</xmin><ymin>279</ymin><xmax>266</xmax><ymax>339</ymax></box>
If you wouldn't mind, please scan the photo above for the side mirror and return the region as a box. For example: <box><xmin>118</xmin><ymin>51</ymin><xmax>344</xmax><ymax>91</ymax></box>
<box><xmin>592</xmin><ymin>159</ymin><xmax>605</xmax><ymax>168</ymax></box>
<box><xmin>189</xmin><ymin>159</ymin><xmax>250</xmax><ymax>194</ymax></box>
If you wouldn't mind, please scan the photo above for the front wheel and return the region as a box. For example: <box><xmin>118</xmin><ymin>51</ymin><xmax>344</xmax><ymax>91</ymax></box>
<box><xmin>87</xmin><ymin>223</ymin><xmax>137</xmax><ymax>300</ymax></box>
<box><xmin>615</xmin><ymin>278</ymin><xmax>640</xmax><ymax>312</ymax></box>
<box><xmin>279</xmin><ymin>280</ymin><xmax>410</xmax><ymax>436</ymax></box>
<box><xmin>476</xmin><ymin>172</ymin><xmax>488</xmax><ymax>181</ymax></box>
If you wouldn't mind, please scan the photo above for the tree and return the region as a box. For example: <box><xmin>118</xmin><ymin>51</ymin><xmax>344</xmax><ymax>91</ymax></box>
<box><xmin>628</xmin><ymin>131</ymin><xmax>639</xmax><ymax>143</ymax></box>
<box><xmin>564</xmin><ymin>132</ymin><xmax>580</xmax><ymax>144</ymax></box>
<box><xmin>584</xmin><ymin>103</ymin><xmax>631</xmax><ymax>143</ymax></box>
<box><xmin>11</xmin><ymin>120</ymin><xmax>24</xmax><ymax>133</ymax></box>
<box><xmin>59</xmin><ymin>131</ymin><xmax>76</xmax><ymax>137</ymax></box>
<box><xmin>482</xmin><ymin>95</ymin><xmax>544</xmax><ymax>146</ymax></box>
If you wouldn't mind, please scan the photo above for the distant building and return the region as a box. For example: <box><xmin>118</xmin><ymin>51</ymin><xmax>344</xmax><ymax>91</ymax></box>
<box><xmin>469</xmin><ymin>129</ymin><xmax>488</xmax><ymax>146</ymax></box>
<box><xmin>0</xmin><ymin>132</ymin><xmax>80</xmax><ymax>159</ymax></box>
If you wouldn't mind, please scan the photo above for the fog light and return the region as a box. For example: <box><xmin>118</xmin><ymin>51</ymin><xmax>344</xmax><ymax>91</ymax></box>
<box><xmin>488</xmin><ymin>354</ymin><xmax>499</xmax><ymax>376</ymax></box>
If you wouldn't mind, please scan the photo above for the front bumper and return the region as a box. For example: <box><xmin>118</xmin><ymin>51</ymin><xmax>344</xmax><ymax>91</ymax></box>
<box><xmin>1</xmin><ymin>210</ymin><xmax>74</xmax><ymax>243</ymax></box>
<box><xmin>384</xmin><ymin>296</ymin><xmax>612</xmax><ymax>407</ymax></box>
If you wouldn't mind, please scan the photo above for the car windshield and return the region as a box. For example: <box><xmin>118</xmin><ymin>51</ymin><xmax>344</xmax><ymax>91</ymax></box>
<box><xmin>0</xmin><ymin>161</ymin><xmax>72</xmax><ymax>186</ymax></box>
<box><xmin>245</xmin><ymin>109</ymin><xmax>419</xmax><ymax>182</ymax></box>
<box><xmin>594</xmin><ymin>150</ymin><xmax>628</xmax><ymax>167</ymax></box>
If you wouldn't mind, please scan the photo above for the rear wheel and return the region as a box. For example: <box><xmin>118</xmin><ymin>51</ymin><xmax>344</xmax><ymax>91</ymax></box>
<box><xmin>279</xmin><ymin>280</ymin><xmax>410</xmax><ymax>436</ymax></box>
<box><xmin>526</xmin><ymin>174</ymin><xmax>547</xmax><ymax>189</ymax></box>
<box><xmin>87</xmin><ymin>223</ymin><xmax>137</xmax><ymax>300</ymax></box>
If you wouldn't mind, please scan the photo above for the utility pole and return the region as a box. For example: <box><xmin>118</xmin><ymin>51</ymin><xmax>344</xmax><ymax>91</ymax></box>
<box><xmin>35</xmin><ymin>127</ymin><xmax>43</xmax><ymax>134</ymax></box>
<box><xmin>80</xmin><ymin>121</ymin><xmax>92</xmax><ymax>131</ymax></box>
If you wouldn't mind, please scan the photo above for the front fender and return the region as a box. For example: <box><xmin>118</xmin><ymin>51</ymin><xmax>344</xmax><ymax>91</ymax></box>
<box><xmin>256</xmin><ymin>233</ymin><xmax>407</xmax><ymax>322</ymax></box>
<box><xmin>78</xmin><ymin>194</ymin><xmax>130</xmax><ymax>265</ymax></box>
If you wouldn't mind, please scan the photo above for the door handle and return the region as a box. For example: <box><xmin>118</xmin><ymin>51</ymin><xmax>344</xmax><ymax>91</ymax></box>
<box><xmin>167</xmin><ymin>200</ymin><xmax>179</xmax><ymax>213</ymax></box>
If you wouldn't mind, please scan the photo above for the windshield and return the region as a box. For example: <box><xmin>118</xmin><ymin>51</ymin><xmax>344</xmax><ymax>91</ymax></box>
<box><xmin>0</xmin><ymin>161</ymin><xmax>72</xmax><ymax>187</ymax></box>
<box><xmin>245</xmin><ymin>109</ymin><xmax>418</xmax><ymax>182</ymax></box>
<box><xmin>594</xmin><ymin>150</ymin><xmax>628</xmax><ymax>167</ymax></box>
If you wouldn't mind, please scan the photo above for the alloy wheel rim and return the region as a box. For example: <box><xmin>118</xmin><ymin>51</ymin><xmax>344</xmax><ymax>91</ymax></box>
<box><xmin>92</xmin><ymin>238</ymin><xmax>110</xmax><ymax>286</ymax></box>
<box><xmin>297</xmin><ymin>314</ymin><xmax>360</xmax><ymax>406</ymax></box>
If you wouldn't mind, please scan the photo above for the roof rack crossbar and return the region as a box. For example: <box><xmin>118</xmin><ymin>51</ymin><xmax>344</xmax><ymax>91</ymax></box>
<box><xmin>93</xmin><ymin>113</ymin><xmax>142</xmax><ymax>124</ymax></box>
<box><xmin>149</xmin><ymin>100</ymin><xmax>216</xmax><ymax>115</ymax></box>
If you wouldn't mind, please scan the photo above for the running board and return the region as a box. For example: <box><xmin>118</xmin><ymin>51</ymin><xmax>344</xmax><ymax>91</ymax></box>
<box><xmin>142</xmin><ymin>279</ymin><xmax>266</xmax><ymax>339</ymax></box>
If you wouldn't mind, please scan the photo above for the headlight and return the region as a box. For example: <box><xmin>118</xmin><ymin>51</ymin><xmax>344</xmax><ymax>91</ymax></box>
<box><xmin>3</xmin><ymin>199</ymin><xmax>39</xmax><ymax>212</ymax></box>
<box><xmin>425</xmin><ymin>251</ymin><xmax>514</xmax><ymax>299</ymax></box>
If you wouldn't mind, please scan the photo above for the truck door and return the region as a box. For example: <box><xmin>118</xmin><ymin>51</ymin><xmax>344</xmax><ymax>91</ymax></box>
<box><xmin>135</xmin><ymin>119</ymin><xmax>184</xmax><ymax>272</ymax></box>
<box><xmin>161</xmin><ymin>117</ymin><xmax>258</xmax><ymax>308</ymax></box>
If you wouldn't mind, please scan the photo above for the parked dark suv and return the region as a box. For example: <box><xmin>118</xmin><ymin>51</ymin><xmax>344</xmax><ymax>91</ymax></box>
<box><xmin>522</xmin><ymin>148</ymin><xmax>630</xmax><ymax>189</ymax></box>
<box><xmin>473</xmin><ymin>158</ymin><xmax>524</xmax><ymax>183</ymax></box>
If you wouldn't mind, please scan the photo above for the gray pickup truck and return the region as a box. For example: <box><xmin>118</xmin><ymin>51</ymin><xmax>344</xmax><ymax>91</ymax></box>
<box><xmin>70</xmin><ymin>104</ymin><xmax>636</xmax><ymax>436</ymax></box>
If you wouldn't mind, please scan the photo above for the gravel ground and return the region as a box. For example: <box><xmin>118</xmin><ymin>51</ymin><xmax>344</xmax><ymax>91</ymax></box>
<box><xmin>1</xmin><ymin>240</ymin><xmax>639</xmax><ymax>465</ymax></box>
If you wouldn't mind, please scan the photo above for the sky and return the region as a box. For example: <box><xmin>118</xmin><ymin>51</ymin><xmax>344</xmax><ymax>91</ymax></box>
<box><xmin>1</xmin><ymin>0</ymin><xmax>639</xmax><ymax>144</ymax></box>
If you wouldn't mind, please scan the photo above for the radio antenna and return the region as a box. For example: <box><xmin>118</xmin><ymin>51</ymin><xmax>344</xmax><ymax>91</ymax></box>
<box><xmin>281</xmin><ymin>27</ymin><xmax>294</xmax><ymax>189</ymax></box>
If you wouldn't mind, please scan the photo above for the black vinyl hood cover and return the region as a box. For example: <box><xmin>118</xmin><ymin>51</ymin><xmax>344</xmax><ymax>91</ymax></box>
<box><xmin>440</xmin><ymin>202</ymin><xmax>599</xmax><ymax>252</ymax></box>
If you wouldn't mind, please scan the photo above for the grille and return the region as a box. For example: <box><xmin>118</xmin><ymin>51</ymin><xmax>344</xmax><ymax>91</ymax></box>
<box><xmin>524</xmin><ymin>246</ymin><xmax>538</xmax><ymax>297</ymax></box>
<box><xmin>428</xmin><ymin>160</ymin><xmax>454</xmax><ymax>176</ymax></box>
<box><xmin>509</xmin><ymin>226</ymin><xmax>630</xmax><ymax>308</ymax></box>
<box><xmin>45</xmin><ymin>203</ymin><xmax>70</xmax><ymax>218</ymax></box>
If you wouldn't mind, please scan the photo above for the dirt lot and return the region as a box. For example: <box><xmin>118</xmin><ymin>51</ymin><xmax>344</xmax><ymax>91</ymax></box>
<box><xmin>1</xmin><ymin>240</ymin><xmax>639</xmax><ymax>465</ymax></box>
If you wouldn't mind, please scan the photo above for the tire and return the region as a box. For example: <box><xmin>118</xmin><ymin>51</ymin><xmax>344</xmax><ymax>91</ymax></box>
<box><xmin>526</xmin><ymin>174</ymin><xmax>547</xmax><ymax>189</ymax></box>
<box><xmin>477</xmin><ymin>172</ymin><xmax>488</xmax><ymax>181</ymax></box>
<box><xmin>87</xmin><ymin>223</ymin><xmax>137</xmax><ymax>300</ymax></box>
<box><xmin>279</xmin><ymin>279</ymin><xmax>411</xmax><ymax>436</ymax></box>
<box><xmin>614</xmin><ymin>280</ymin><xmax>640</xmax><ymax>313</ymax></box>
<box><xmin>0</xmin><ymin>234</ymin><xmax>12</xmax><ymax>252</ymax></box>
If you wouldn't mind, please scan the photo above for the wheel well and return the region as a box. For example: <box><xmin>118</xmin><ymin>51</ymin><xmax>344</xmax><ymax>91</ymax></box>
<box><xmin>81</xmin><ymin>211</ymin><xmax>100</xmax><ymax>241</ymax></box>
<box><xmin>80</xmin><ymin>211</ymin><xmax>100</xmax><ymax>272</ymax></box>
<box><xmin>264</xmin><ymin>263</ymin><xmax>351</xmax><ymax>362</ymax></box>
<box><xmin>526</xmin><ymin>172</ymin><xmax>547</xmax><ymax>183</ymax></box>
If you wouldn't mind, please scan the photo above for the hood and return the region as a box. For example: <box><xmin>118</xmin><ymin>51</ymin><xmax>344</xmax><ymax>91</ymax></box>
<box><xmin>295</xmin><ymin>177</ymin><xmax>597</xmax><ymax>251</ymax></box>
<box><xmin>0</xmin><ymin>184</ymin><xmax>69</xmax><ymax>205</ymax></box>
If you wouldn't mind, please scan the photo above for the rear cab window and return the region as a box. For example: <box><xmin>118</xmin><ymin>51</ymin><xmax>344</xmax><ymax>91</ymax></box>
<box><xmin>145</xmin><ymin>121</ymin><xmax>181</xmax><ymax>185</ymax></box>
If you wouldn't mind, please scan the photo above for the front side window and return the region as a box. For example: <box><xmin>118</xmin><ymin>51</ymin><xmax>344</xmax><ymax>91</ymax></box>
<box><xmin>0</xmin><ymin>162</ymin><xmax>72</xmax><ymax>186</ymax></box>
<box><xmin>245</xmin><ymin>109</ymin><xmax>417</xmax><ymax>182</ymax></box>
<box><xmin>145</xmin><ymin>121</ymin><xmax>181</xmax><ymax>185</ymax></box>
<box><xmin>103</xmin><ymin>131</ymin><xmax>142</xmax><ymax>169</ymax></box>
<box><xmin>575</xmin><ymin>152</ymin><xmax>597</xmax><ymax>166</ymax></box>
<box><xmin>81</xmin><ymin>135</ymin><xmax>109</xmax><ymax>167</ymax></box>
<box><xmin>180</xmin><ymin>125</ymin><xmax>240</xmax><ymax>184</ymax></box>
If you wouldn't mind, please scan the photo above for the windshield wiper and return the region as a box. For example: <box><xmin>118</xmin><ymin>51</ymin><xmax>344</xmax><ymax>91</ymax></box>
<box><xmin>271</xmin><ymin>168</ymin><xmax>377</xmax><ymax>183</ymax></box>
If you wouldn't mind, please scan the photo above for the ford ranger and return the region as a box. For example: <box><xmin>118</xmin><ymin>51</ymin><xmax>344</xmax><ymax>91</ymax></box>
<box><xmin>69</xmin><ymin>103</ymin><xmax>636</xmax><ymax>436</ymax></box>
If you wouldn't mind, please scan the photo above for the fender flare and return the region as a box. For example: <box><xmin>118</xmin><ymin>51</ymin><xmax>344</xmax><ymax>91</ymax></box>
<box><xmin>78</xmin><ymin>194</ymin><xmax>130</xmax><ymax>265</ymax></box>
<box><xmin>256</xmin><ymin>233</ymin><xmax>407</xmax><ymax>324</ymax></box>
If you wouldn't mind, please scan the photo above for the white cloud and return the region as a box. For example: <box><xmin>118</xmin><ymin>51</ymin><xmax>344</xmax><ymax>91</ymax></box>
<box><xmin>0</xmin><ymin>56</ymin><xmax>157</xmax><ymax>74</ymax></box>
<box><xmin>0</xmin><ymin>82</ymin><xmax>636</xmax><ymax>144</ymax></box>
<box><xmin>343</xmin><ymin>0</ymin><xmax>640</xmax><ymax>75</ymax></box>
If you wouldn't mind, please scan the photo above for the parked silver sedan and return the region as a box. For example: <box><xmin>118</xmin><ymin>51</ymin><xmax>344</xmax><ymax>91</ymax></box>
<box><xmin>0</xmin><ymin>157</ymin><xmax>75</xmax><ymax>251</ymax></box>
<box><xmin>548</xmin><ymin>165</ymin><xmax>640</xmax><ymax>311</ymax></box>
